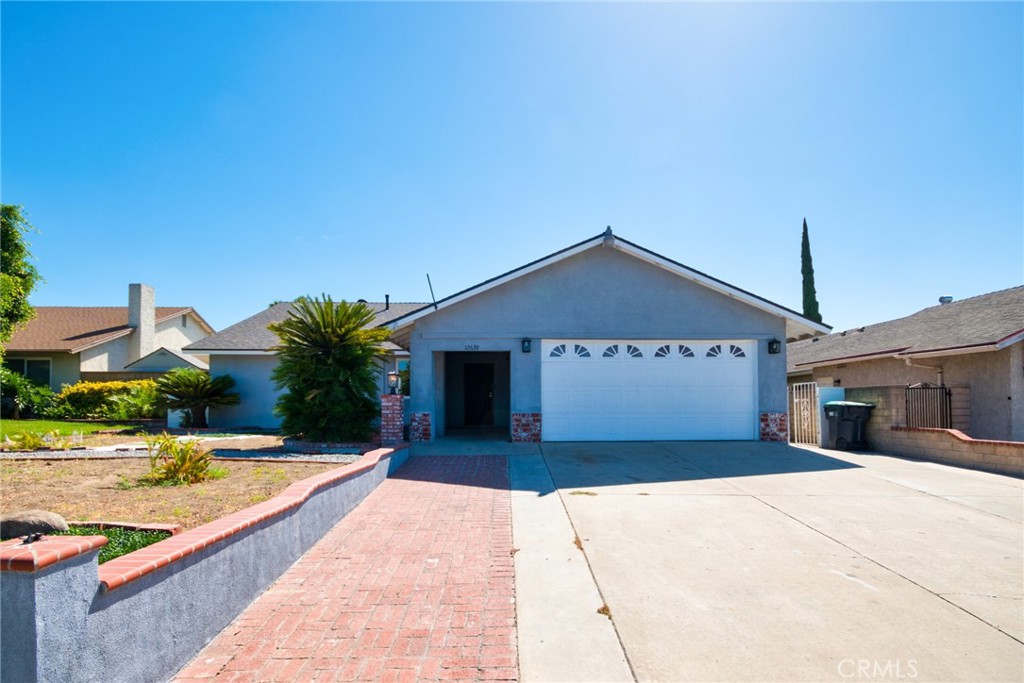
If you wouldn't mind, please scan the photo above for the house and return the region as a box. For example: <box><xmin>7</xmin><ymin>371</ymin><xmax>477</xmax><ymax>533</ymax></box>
<box><xmin>385</xmin><ymin>229</ymin><xmax>829</xmax><ymax>442</ymax></box>
<box><xmin>183</xmin><ymin>299</ymin><xmax>422</xmax><ymax>429</ymax></box>
<box><xmin>787</xmin><ymin>286</ymin><xmax>1024</xmax><ymax>442</ymax></box>
<box><xmin>4</xmin><ymin>284</ymin><xmax>213</xmax><ymax>391</ymax></box>
<box><xmin>191</xmin><ymin>230</ymin><xmax>829</xmax><ymax>440</ymax></box>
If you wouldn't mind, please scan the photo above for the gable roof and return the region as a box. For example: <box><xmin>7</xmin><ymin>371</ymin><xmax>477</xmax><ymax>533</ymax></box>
<box><xmin>788</xmin><ymin>285</ymin><xmax>1024</xmax><ymax>372</ymax></box>
<box><xmin>5</xmin><ymin>307</ymin><xmax>213</xmax><ymax>353</ymax></box>
<box><xmin>184</xmin><ymin>301</ymin><xmax>427</xmax><ymax>353</ymax></box>
<box><xmin>123</xmin><ymin>346</ymin><xmax>210</xmax><ymax>371</ymax></box>
<box><xmin>385</xmin><ymin>229</ymin><xmax>832</xmax><ymax>342</ymax></box>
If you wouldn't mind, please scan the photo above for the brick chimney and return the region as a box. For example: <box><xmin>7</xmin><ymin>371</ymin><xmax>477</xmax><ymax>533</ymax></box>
<box><xmin>128</xmin><ymin>283</ymin><xmax>156</xmax><ymax>364</ymax></box>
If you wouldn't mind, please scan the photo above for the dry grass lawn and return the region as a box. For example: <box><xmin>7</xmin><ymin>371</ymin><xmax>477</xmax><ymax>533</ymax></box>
<box><xmin>0</xmin><ymin>457</ymin><xmax>345</xmax><ymax>529</ymax></box>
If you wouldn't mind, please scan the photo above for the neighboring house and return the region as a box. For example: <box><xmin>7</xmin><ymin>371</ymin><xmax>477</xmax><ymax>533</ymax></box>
<box><xmin>788</xmin><ymin>286</ymin><xmax>1024</xmax><ymax>442</ymax></box>
<box><xmin>4</xmin><ymin>284</ymin><xmax>213</xmax><ymax>391</ymax></box>
<box><xmin>183</xmin><ymin>299</ymin><xmax>422</xmax><ymax>429</ymax></box>
<box><xmin>389</xmin><ymin>229</ymin><xmax>828</xmax><ymax>442</ymax></box>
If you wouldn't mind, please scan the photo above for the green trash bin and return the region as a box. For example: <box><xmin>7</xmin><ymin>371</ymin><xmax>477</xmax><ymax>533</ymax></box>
<box><xmin>823</xmin><ymin>401</ymin><xmax>875</xmax><ymax>450</ymax></box>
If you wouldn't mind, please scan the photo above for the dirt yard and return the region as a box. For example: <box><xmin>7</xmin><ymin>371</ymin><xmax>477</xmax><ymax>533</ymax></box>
<box><xmin>0</xmin><ymin>457</ymin><xmax>344</xmax><ymax>529</ymax></box>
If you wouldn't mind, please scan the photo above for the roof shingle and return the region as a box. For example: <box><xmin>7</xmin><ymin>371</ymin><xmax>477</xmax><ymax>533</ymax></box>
<box><xmin>788</xmin><ymin>286</ymin><xmax>1024</xmax><ymax>372</ymax></box>
<box><xmin>6</xmin><ymin>307</ymin><xmax>205</xmax><ymax>353</ymax></box>
<box><xmin>184</xmin><ymin>302</ymin><xmax>428</xmax><ymax>352</ymax></box>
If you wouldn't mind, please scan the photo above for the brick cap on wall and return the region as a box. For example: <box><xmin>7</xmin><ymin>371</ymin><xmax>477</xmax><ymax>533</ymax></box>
<box><xmin>0</xmin><ymin>535</ymin><xmax>107</xmax><ymax>572</ymax></box>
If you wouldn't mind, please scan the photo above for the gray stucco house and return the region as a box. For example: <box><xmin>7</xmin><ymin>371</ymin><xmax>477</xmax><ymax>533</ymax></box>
<box><xmin>385</xmin><ymin>229</ymin><xmax>830</xmax><ymax>442</ymax></box>
<box><xmin>191</xmin><ymin>230</ymin><xmax>829</xmax><ymax>441</ymax></box>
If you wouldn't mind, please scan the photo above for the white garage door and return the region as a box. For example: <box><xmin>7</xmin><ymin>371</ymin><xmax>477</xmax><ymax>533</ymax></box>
<box><xmin>541</xmin><ymin>340</ymin><xmax>757</xmax><ymax>441</ymax></box>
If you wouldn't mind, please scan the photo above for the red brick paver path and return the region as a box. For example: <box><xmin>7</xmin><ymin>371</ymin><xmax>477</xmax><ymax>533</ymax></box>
<box><xmin>173</xmin><ymin>456</ymin><xmax>517</xmax><ymax>683</ymax></box>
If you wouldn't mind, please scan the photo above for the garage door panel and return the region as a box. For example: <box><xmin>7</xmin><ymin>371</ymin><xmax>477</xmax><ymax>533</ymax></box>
<box><xmin>541</xmin><ymin>339</ymin><xmax>757</xmax><ymax>441</ymax></box>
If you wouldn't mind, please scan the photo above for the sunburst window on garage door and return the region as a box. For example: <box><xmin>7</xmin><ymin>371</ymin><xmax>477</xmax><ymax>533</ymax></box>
<box><xmin>573</xmin><ymin>344</ymin><xmax>591</xmax><ymax>358</ymax></box>
<box><xmin>707</xmin><ymin>344</ymin><xmax>746</xmax><ymax>358</ymax></box>
<box><xmin>678</xmin><ymin>344</ymin><xmax>695</xmax><ymax>357</ymax></box>
<box><xmin>603</xmin><ymin>344</ymin><xmax>619</xmax><ymax>358</ymax></box>
<box><xmin>626</xmin><ymin>344</ymin><xmax>643</xmax><ymax>358</ymax></box>
<box><xmin>549</xmin><ymin>344</ymin><xmax>567</xmax><ymax>358</ymax></box>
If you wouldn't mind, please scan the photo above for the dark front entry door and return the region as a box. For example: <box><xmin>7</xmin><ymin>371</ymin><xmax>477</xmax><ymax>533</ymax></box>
<box><xmin>463</xmin><ymin>363</ymin><xmax>495</xmax><ymax>426</ymax></box>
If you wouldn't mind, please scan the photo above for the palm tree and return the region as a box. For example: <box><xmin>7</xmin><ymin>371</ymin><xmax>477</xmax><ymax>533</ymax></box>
<box><xmin>269</xmin><ymin>296</ymin><xmax>389</xmax><ymax>442</ymax></box>
<box><xmin>155</xmin><ymin>368</ymin><xmax>240</xmax><ymax>429</ymax></box>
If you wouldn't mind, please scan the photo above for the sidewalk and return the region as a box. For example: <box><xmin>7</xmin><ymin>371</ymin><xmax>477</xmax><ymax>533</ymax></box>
<box><xmin>173</xmin><ymin>456</ymin><xmax>517</xmax><ymax>683</ymax></box>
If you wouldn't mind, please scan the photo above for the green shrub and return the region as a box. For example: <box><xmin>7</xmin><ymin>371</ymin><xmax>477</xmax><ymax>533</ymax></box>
<box><xmin>155</xmin><ymin>369</ymin><xmax>239</xmax><ymax>429</ymax></box>
<box><xmin>142</xmin><ymin>432</ymin><xmax>224</xmax><ymax>486</ymax></box>
<box><xmin>53</xmin><ymin>525</ymin><xmax>171</xmax><ymax>564</ymax></box>
<box><xmin>0</xmin><ymin>367</ymin><xmax>55</xmax><ymax>419</ymax></box>
<box><xmin>100</xmin><ymin>382</ymin><xmax>162</xmax><ymax>420</ymax></box>
<box><xmin>46</xmin><ymin>380</ymin><xmax>158</xmax><ymax>419</ymax></box>
<box><xmin>269</xmin><ymin>296</ymin><xmax>389</xmax><ymax>442</ymax></box>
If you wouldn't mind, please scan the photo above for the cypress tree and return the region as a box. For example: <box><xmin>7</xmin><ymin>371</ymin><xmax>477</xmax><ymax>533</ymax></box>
<box><xmin>801</xmin><ymin>218</ymin><xmax>823</xmax><ymax>323</ymax></box>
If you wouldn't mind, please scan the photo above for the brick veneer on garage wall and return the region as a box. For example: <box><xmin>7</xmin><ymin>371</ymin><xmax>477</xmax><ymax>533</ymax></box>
<box><xmin>511</xmin><ymin>413</ymin><xmax>542</xmax><ymax>442</ymax></box>
<box><xmin>759</xmin><ymin>412</ymin><xmax>788</xmax><ymax>442</ymax></box>
<box><xmin>410</xmin><ymin>412</ymin><xmax>432</xmax><ymax>441</ymax></box>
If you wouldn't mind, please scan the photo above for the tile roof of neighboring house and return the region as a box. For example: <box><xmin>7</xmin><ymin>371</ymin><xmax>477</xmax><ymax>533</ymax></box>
<box><xmin>788</xmin><ymin>286</ymin><xmax>1024</xmax><ymax>373</ymax></box>
<box><xmin>184</xmin><ymin>301</ymin><xmax>428</xmax><ymax>353</ymax></box>
<box><xmin>6</xmin><ymin>307</ymin><xmax>213</xmax><ymax>353</ymax></box>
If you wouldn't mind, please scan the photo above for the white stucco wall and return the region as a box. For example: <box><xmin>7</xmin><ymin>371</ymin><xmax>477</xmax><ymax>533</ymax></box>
<box><xmin>156</xmin><ymin>314</ymin><xmax>209</xmax><ymax>350</ymax></box>
<box><xmin>79</xmin><ymin>337</ymin><xmax>129</xmax><ymax>373</ymax></box>
<box><xmin>78</xmin><ymin>314</ymin><xmax>210</xmax><ymax>373</ymax></box>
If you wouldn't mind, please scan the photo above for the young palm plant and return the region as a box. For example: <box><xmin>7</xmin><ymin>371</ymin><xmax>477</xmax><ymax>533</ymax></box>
<box><xmin>155</xmin><ymin>368</ymin><xmax>240</xmax><ymax>429</ymax></box>
<box><xmin>269</xmin><ymin>296</ymin><xmax>390</xmax><ymax>442</ymax></box>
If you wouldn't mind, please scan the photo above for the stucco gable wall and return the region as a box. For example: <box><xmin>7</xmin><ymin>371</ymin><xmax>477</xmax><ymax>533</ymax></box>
<box><xmin>156</xmin><ymin>315</ymin><xmax>209</xmax><ymax>350</ymax></box>
<box><xmin>409</xmin><ymin>247</ymin><xmax>788</xmax><ymax>419</ymax></box>
<box><xmin>79</xmin><ymin>337</ymin><xmax>129</xmax><ymax>373</ymax></box>
<box><xmin>415</xmin><ymin>247</ymin><xmax>783</xmax><ymax>339</ymax></box>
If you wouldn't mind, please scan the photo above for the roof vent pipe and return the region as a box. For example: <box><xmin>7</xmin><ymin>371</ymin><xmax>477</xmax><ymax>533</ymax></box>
<box><xmin>602</xmin><ymin>226</ymin><xmax>614</xmax><ymax>247</ymax></box>
<box><xmin>385</xmin><ymin>294</ymin><xmax>390</xmax><ymax>311</ymax></box>
<box><xmin>938</xmin><ymin>296</ymin><xmax>953</xmax><ymax>305</ymax></box>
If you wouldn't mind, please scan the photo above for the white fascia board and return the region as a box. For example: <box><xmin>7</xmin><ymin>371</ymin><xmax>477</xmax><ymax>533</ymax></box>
<box><xmin>903</xmin><ymin>344</ymin><xmax>999</xmax><ymax>360</ymax></box>
<box><xmin>386</xmin><ymin>237</ymin><xmax>602</xmax><ymax>333</ymax></box>
<box><xmin>69</xmin><ymin>329</ymin><xmax>133</xmax><ymax>354</ymax></box>
<box><xmin>611</xmin><ymin>240</ymin><xmax>832</xmax><ymax>337</ymax></box>
<box><xmin>996</xmin><ymin>329</ymin><xmax>1024</xmax><ymax>350</ymax></box>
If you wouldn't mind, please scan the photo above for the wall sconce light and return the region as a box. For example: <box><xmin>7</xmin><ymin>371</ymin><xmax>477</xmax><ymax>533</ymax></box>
<box><xmin>767</xmin><ymin>338</ymin><xmax>782</xmax><ymax>355</ymax></box>
<box><xmin>521</xmin><ymin>338</ymin><xmax>532</xmax><ymax>353</ymax></box>
<box><xmin>387</xmin><ymin>370</ymin><xmax>400</xmax><ymax>394</ymax></box>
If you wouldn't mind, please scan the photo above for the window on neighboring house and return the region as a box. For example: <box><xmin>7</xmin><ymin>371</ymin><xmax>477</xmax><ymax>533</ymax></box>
<box><xmin>181</xmin><ymin>314</ymin><xmax>187</xmax><ymax>327</ymax></box>
<box><xmin>3</xmin><ymin>358</ymin><xmax>51</xmax><ymax>386</ymax></box>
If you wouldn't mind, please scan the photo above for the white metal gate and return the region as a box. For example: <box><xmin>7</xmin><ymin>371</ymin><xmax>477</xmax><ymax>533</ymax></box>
<box><xmin>788</xmin><ymin>382</ymin><xmax>820</xmax><ymax>445</ymax></box>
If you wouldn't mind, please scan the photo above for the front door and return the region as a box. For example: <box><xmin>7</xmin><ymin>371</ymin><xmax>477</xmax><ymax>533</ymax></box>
<box><xmin>463</xmin><ymin>363</ymin><xmax>495</xmax><ymax>426</ymax></box>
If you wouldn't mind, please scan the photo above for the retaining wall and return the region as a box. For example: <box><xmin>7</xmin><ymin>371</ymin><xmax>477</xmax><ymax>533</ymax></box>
<box><xmin>0</xmin><ymin>446</ymin><xmax>410</xmax><ymax>683</ymax></box>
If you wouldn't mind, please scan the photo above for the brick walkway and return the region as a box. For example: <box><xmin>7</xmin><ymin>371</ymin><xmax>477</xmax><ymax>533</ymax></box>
<box><xmin>173</xmin><ymin>456</ymin><xmax>517</xmax><ymax>683</ymax></box>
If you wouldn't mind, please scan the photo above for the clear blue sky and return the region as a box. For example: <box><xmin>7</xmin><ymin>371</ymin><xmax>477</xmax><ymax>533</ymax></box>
<box><xmin>2</xmin><ymin>2</ymin><xmax>1021</xmax><ymax>334</ymax></box>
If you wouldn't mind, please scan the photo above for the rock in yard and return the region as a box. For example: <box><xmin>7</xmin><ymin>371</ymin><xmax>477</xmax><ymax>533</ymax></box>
<box><xmin>0</xmin><ymin>510</ymin><xmax>69</xmax><ymax>540</ymax></box>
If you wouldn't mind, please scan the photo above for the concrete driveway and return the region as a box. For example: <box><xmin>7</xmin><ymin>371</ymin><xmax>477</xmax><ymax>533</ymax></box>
<box><xmin>511</xmin><ymin>442</ymin><xmax>1023</xmax><ymax>682</ymax></box>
